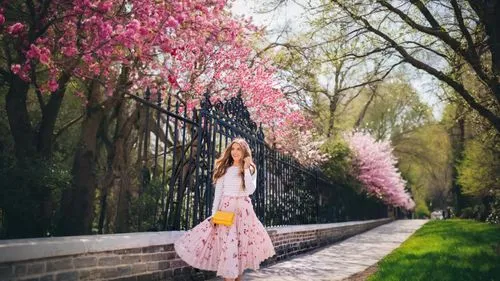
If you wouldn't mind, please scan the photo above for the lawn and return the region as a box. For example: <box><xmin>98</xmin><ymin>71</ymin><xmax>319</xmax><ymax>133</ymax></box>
<box><xmin>368</xmin><ymin>219</ymin><xmax>500</xmax><ymax>281</ymax></box>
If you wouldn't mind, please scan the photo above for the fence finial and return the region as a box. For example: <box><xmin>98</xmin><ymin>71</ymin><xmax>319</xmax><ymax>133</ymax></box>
<box><xmin>258</xmin><ymin>123</ymin><xmax>265</xmax><ymax>141</ymax></box>
<box><xmin>201</xmin><ymin>91</ymin><xmax>211</xmax><ymax>110</ymax></box>
<box><xmin>156</xmin><ymin>90</ymin><xmax>162</xmax><ymax>105</ymax></box>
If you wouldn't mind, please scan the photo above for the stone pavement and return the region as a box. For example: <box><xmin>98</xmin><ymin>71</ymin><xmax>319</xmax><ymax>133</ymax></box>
<box><xmin>210</xmin><ymin>219</ymin><xmax>427</xmax><ymax>281</ymax></box>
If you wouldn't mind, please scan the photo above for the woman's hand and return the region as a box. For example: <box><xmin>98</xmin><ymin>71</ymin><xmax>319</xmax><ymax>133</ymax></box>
<box><xmin>243</xmin><ymin>156</ymin><xmax>252</xmax><ymax>169</ymax></box>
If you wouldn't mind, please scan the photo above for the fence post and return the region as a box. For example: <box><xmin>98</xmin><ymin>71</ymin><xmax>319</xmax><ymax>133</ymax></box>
<box><xmin>315</xmin><ymin>170</ymin><xmax>319</xmax><ymax>224</ymax></box>
<box><xmin>192</xmin><ymin>109</ymin><xmax>204</xmax><ymax>225</ymax></box>
<box><xmin>257</xmin><ymin>124</ymin><xmax>266</xmax><ymax>223</ymax></box>
<box><xmin>153</xmin><ymin>91</ymin><xmax>162</xmax><ymax>178</ymax></box>
<box><xmin>201</xmin><ymin>92</ymin><xmax>213</xmax><ymax>218</ymax></box>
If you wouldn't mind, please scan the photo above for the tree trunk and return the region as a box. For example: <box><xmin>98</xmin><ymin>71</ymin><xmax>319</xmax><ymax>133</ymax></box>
<box><xmin>355</xmin><ymin>86</ymin><xmax>377</xmax><ymax>128</ymax></box>
<box><xmin>115</xmin><ymin>166</ymin><xmax>132</xmax><ymax>233</ymax></box>
<box><xmin>5</xmin><ymin>71</ymin><xmax>74</xmax><ymax>237</ymax></box>
<box><xmin>468</xmin><ymin>0</ymin><xmax>500</xmax><ymax>76</ymax></box>
<box><xmin>173</xmin><ymin>144</ymin><xmax>198</xmax><ymax>230</ymax></box>
<box><xmin>37</xmin><ymin>73</ymin><xmax>71</xmax><ymax>158</ymax></box>
<box><xmin>326</xmin><ymin>96</ymin><xmax>339</xmax><ymax>137</ymax></box>
<box><xmin>6</xmin><ymin>76</ymin><xmax>35</xmax><ymax>159</ymax></box>
<box><xmin>114</xmin><ymin>130</ymin><xmax>134</xmax><ymax>233</ymax></box>
<box><xmin>57</xmin><ymin>81</ymin><xmax>104</xmax><ymax>235</ymax></box>
<box><xmin>449</xmin><ymin>105</ymin><xmax>466</xmax><ymax>214</ymax></box>
<box><xmin>97</xmin><ymin>164</ymin><xmax>114</xmax><ymax>234</ymax></box>
<box><xmin>4</xmin><ymin>76</ymin><xmax>58</xmax><ymax>238</ymax></box>
<box><xmin>97</xmin><ymin>185</ymin><xmax>109</xmax><ymax>234</ymax></box>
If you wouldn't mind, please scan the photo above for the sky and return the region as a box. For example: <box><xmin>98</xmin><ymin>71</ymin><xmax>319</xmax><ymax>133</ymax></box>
<box><xmin>231</xmin><ymin>0</ymin><xmax>306</xmax><ymax>41</ymax></box>
<box><xmin>230</xmin><ymin>0</ymin><xmax>445</xmax><ymax>120</ymax></box>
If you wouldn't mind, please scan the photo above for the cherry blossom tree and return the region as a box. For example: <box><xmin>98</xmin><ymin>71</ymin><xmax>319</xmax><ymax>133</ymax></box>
<box><xmin>1</xmin><ymin>1</ymin><xmax>304</xmax><ymax>158</ymax></box>
<box><xmin>266</xmin><ymin>121</ymin><xmax>330</xmax><ymax>167</ymax></box>
<box><xmin>345</xmin><ymin>131</ymin><xmax>415</xmax><ymax>210</ymax></box>
<box><xmin>1</xmin><ymin>0</ymin><xmax>312</xmax><ymax>235</ymax></box>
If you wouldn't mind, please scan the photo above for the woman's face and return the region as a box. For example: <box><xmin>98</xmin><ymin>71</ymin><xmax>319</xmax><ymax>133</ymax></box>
<box><xmin>230</xmin><ymin>142</ymin><xmax>245</xmax><ymax>162</ymax></box>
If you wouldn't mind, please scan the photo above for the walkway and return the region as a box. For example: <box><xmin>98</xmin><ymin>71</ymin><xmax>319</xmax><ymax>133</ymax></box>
<box><xmin>211</xmin><ymin>219</ymin><xmax>427</xmax><ymax>281</ymax></box>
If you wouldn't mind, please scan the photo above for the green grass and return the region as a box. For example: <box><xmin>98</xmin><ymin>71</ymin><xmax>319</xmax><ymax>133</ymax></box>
<box><xmin>368</xmin><ymin>219</ymin><xmax>500</xmax><ymax>281</ymax></box>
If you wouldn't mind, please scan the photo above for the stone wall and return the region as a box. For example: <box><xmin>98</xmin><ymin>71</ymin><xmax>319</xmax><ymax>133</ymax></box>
<box><xmin>0</xmin><ymin>218</ymin><xmax>391</xmax><ymax>281</ymax></box>
<box><xmin>266</xmin><ymin>219</ymin><xmax>391</xmax><ymax>263</ymax></box>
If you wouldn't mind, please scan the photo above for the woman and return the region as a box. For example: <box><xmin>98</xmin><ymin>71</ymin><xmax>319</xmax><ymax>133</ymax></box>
<box><xmin>174</xmin><ymin>138</ymin><xmax>275</xmax><ymax>281</ymax></box>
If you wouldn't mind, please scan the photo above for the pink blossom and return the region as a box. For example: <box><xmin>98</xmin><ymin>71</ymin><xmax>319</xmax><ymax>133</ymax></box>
<box><xmin>138</xmin><ymin>27</ymin><xmax>149</xmax><ymax>36</ymax></box>
<box><xmin>35</xmin><ymin>37</ymin><xmax>49</xmax><ymax>45</ymax></box>
<box><xmin>26</xmin><ymin>44</ymin><xmax>41</xmax><ymax>59</ymax></box>
<box><xmin>61</xmin><ymin>46</ymin><xmax>78</xmax><ymax>57</ymax></box>
<box><xmin>48</xmin><ymin>79</ymin><xmax>59</xmax><ymax>92</ymax></box>
<box><xmin>7</xmin><ymin>22</ymin><xmax>24</xmax><ymax>35</ymax></box>
<box><xmin>168</xmin><ymin>75</ymin><xmax>178</xmax><ymax>87</ymax></box>
<box><xmin>345</xmin><ymin>131</ymin><xmax>415</xmax><ymax>210</ymax></box>
<box><xmin>125</xmin><ymin>19</ymin><xmax>140</xmax><ymax>33</ymax></box>
<box><xmin>11</xmin><ymin>64</ymin><xmax>21</xmax><ymax>74</ymax></box>
<box><xmin>166</xmin><ymin>16</ymin><xmax>179</xmax><ymax>27</ymax></box>
<box><xmin>19</xmin><ymin>64</ymin><xmax>31</xmax><ymax>81</ymax></box>
<box><xmin>0</xmin><ymin>13</ymin><xmax>5</xmax><ymax>25</ymax></box>
<box><xmin>82</xmin><ymin>54</ymin><xmax>93</xmax><ymax>64</ymax></box>
<box><xmin>38</xmin><ymin>47</ymin><xmax>51</xmax><ymax>65</ymax></box>
<box><xmin>98</xmin><ymin>1</ymin><xmax>113</xmax><ymax>13</ymax></box>
<box><xmin>175</xmin><ymin>13</ymin><xmax>187</xmax><ymax>23</ymax></box>
<box><xmin>26</xmin><ymin>44</ymin><xmax>51</xmax><ymax>65</ymax></box>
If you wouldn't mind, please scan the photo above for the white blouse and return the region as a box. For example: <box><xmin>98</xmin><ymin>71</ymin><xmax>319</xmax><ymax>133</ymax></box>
<box><xmin>211</xmin><ymin>166</ymin><xmax>257</xmax><ymax>215</ymax></box>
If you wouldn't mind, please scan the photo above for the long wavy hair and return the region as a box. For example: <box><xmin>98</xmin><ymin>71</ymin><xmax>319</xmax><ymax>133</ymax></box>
<box><xmin>212</xmin><ymin>138</ymin><xmax>256</xmax><ymax>190</ymax></box>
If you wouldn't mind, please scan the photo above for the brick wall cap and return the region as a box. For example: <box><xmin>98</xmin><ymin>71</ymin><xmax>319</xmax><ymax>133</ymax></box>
<box><xmin>266</xmin><ymin>218</ymin><xmax>391</xmax><ymax>234</ymax></box>
<box><xmin>0</xmin><ymin>231</ymin><xmax>185</xmax><ymax>263</ymax></box>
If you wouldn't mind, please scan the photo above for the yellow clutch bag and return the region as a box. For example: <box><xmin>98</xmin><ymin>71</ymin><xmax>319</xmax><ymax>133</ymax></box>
<box><xmin>212</xmin><ymin>210</ymin><xmax>235</xmax><ymax>226</ymax></box>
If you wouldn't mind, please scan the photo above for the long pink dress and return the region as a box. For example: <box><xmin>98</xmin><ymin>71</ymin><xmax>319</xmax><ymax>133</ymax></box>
<box><xmin>174</xmin><ymin>167</ymin><xmax>275</xmax><ymax>278</ymax></box>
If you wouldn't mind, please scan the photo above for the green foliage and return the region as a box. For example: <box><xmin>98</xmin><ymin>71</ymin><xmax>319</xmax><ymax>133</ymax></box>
<box><xmin>486</xmin><ymin>198</ymin><xmax>500</xmax><ymax>224</ymax></box>
<box><xmin>368</xmin><ymin>220</ymin><xmax>500</xmax><ymax>281</ymax></box>
<box><xmin>359</xmin><ymin>80</ymin><xmax>433</xmax><ymax>140</ymax></box>
<box><xmin>414</xmin><ymin>200</ymin><xmax>430</xmax><ymax>219</ymax></box>
<box><xmin>319</xmin><ymin>139</ymin><xmax>368</xmax><ymax>201</ymax></box>
<box><xmin>320</xmin><ymin>139</ymin><xmax>360</xmax><ymax>188</ymax></box>
<box><xmin>459</xmin><ymin>207</ymin><xmax>476</xmax><ymax>219</ymax></box>
<box><xmin>457</xmin><ymin>137</ymin><xmax>499</xmax><ymax>197</ymax></box>
<box><xmin>0</xmin><ymin>153</ymin><xmax>71</xmax><ymax>238</ymax></box>
<box><xmin>394</xmin><ymin>124</ymin><xmax>452</xmax><ymax>213</ymax></box>
<box><xmin>455</xmin><ymin>129</ymin><xmax>499</xmax><ymax>223</ymax></box>
<box><xmin>130</xmin><ymin>178</ymin><xmax>165</xmax><ymax>232</ymax></box>
<box><xmin>460</xmin><ymin>204</ymin><xmax>488</xmax><ymax>221</ymax></box>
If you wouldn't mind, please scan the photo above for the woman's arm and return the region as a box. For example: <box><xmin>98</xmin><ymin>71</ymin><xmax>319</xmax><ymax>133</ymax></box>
<box><xmin>244</xmin><ymin>168</ymin><xmax>257</xmax><ymax>195</ymax></box>
<box><xmin>211</xmin><ymin>177</ymin><xmax>223</xmax><ymax>216</ymax></box>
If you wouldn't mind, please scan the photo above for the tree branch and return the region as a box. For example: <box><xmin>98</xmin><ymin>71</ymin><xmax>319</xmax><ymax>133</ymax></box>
<box><xmin>318</xmin><ymin>45</ymin><xmax>394</xmax><ymax>62</ymax></box>
<box><xmin>378</xmin><ymin>0</ymin><xmax>498</xmax><ymax>104</ymax></box>
<box><xmin>400</xmin><ymin>40</ymin><xmax>449</xmax><ymax>59</ymax></box>
<box><xmin>409</xmin><ymin>0</ymin><xmax>443</xmax><ymax>29</ymax></box>
<box><xmin>333</xmin><ymin>0</ymin><xmax>500</xmax><ymax>132</ymax></box>
<box><xmin>337</xmin><ymin>60</ymin><xmax>404</xmax><ymax>93</ymax></box>
<box><xmin>450</xmin><ymin>0</ymin><xmax>475</xmax><ymax>52</ymax></box>
<box><xmin>54</xmin><ymin>113</ymin><xmax>84</xmax><ymax>140</ymax></box>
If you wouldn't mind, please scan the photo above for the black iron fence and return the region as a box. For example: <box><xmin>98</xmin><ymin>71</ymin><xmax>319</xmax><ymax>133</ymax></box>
<box><xmin>129</xmin><ymin>90</ymin><xmax>387</xmax><ymax>231</ymax></box>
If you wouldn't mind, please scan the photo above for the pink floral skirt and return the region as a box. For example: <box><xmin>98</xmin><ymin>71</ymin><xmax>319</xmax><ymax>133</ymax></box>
<box><xmin>174</xmin><ymin>196</ymin><xmax>276</xmax><ymax>278</ymax></box>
